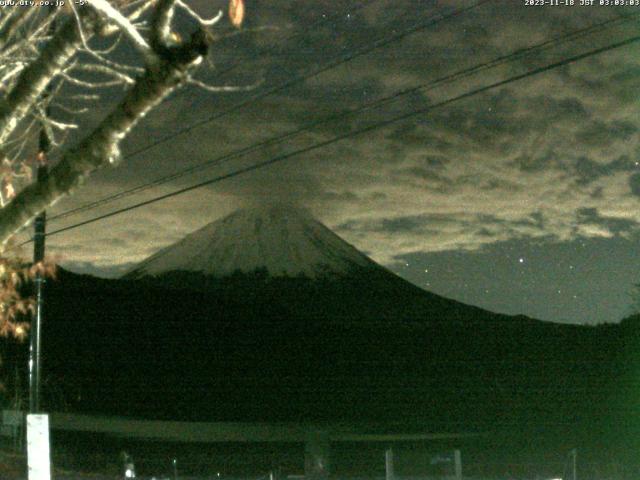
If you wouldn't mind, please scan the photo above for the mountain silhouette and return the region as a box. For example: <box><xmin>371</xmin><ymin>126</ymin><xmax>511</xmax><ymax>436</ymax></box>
<box><xmin>3</xmin><ymin>206</ymin><xmax>634</xmax><ymax>457</ymax></box>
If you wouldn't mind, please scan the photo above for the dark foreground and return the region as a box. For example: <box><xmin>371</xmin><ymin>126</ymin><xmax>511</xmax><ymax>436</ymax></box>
<box><xmin>1</xmin><ymin>427</ymin><xmax>639</xmax><ymax>480</ymax></box>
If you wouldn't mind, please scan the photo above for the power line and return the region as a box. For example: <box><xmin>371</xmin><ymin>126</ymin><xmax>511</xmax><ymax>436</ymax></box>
<box><xmin>47</xmin><ymin>0</ymin><xmax>493</xmax><ymax>222</ymax></box>
<box><xmin>33</xmin><ymin>33</ymin><xmax>640</xmax><ymax>242</ymax></box>
<box><xmin>107</xmin><ymin>0</ymin><xmax>493</xmax><ymax>160</ymax></box>
<box><xmin>48</xmin><ymin>10</ymin><xmax>640</xmax><ymax>223</ymax></box>
<box><xmin>44</xmin><ymin>1</ymin><xmax>388</xmax><ymax>224</ymax></box>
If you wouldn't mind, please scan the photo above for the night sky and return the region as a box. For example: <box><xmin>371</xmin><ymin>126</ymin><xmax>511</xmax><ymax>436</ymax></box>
<box><xmin>22</xmin><ymin>0</ymin><xmax>640</xmax><ymax>325</ymax></box>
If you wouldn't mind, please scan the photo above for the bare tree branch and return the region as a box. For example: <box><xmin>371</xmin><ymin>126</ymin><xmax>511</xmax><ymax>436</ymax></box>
<box><xmin>126</xmin><ymin>0</ymin><xmax>159</xmax><ymax>23</ymax></box>
<box><xmin>59</xmin><ymin>70</ymin><xmax>131</xmax><ymax>89</ymax></box>
<box><xmin>0</xmin><ymin>64</ymin><xmax>26</xmax><ymax>89</ymax></box>
<box><xmin>0</xmin><ymin>13</ymin><xmax>55</xmax><ymax>61</ymax></box>
<box><xmin>81</xmin><ymin>37</ymin><xmax>145</xmax><ymax>74</ymax></box>
<box><xmin>176</xmin><ymin>2</ymin><xmax>223</xmax><ymax>27</ymax></box>
<box><xmin>187</xmin><ymin>76</ymin><xmax>263</xmax><ymax>93</ymax></box>
<box><xmin>0</xmin><ymin>11</ymin><xmax>100</xmax><ymax>145</ymax></box>
<box><xmin>0</xmin><ymin>0</ymin><xmax>262</xmax><ymax>341</ymax></box>
<box><xmin>0</xmin><ymin>29</ymin><xmax>210</xmax><ymax>244</ymax></box>
<box><xmin>150</xmin><ymin>0</ymin><xmax>177</xmax><ymax>48</ymax></box>
<box><xmin>0</xmin><ymin>8</ymin><xmax>37</xmax><ymax>51</ymax></box>
<box><xmin>71</xmin><ymin>63</ymin><xmax>136</xmax><ymax>85</ymax></box>
<box><xmin>87</xmin><ymin>0</ymin><xmax>155</xmax><ymax>64</ymax></box>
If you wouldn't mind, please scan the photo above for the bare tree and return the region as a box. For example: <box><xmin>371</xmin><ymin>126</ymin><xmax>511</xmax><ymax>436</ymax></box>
<box><xmin>0</xmin><ymin>0</ymin><xmax>246</xmax><ymax>339</ymax></box>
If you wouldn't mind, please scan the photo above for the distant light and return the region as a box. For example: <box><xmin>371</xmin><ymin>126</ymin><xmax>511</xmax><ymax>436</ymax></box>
<box><xmin>125</xmin><ymin>468</ymin><xmax>135</xmax><ymax>478</ymax></box>
<box><xmin>518</xmin><ymin>257</ymin><xmax>524</xmax><ymax>263</ymax></box>
<box><xmin>424</xmin><ymin>268</ymin><xmax>429</xmax><ymax>273</ymax></box>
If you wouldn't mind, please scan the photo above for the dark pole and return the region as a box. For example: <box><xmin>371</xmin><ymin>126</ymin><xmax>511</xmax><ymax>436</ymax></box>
<box><xmin>28</xmin><ymin>6</ymin><xmax>56</xmax><ymax>416</ymax></box>
<box><xmin>28</xmin><ymin>132</ymin><xmax>50</xmax><ymax>414</ymax></box>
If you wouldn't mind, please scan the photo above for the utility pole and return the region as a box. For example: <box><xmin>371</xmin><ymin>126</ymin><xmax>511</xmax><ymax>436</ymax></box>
<box><xmin>27</xmin><ymin>11</ymin><xmax>54</xmax><ymax>480</ymax></box>
<box><xmin>28</xmin><ymin>138</ymin><xmax>49</xmax><ymax>414</ymax></box>
<box><xmin>26</xmin><ymin>89</ymin><xmax>52</xmax><ymax>480</ymax></box>
<box><xmin>571</xmin><ymin>448</ymin><xmax>577</xmax><ymax>480</ymax></box>
<box><xmin>28</xmin><ymin>1</ymin><xmax>55</xmax><ymax>416</ymax></box>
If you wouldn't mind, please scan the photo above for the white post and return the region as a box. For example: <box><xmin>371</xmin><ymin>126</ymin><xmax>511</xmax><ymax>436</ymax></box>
<box><xmin>304</xmin><ymin>430</ymin><xmax>330</xmax><ymax>480</ymax></box>
<box><xmin>385</xmin><ymin>447</ymin><xmax>394</xmax><ymax>480</ymax></box>
<box><xmin>454</xmin><ymin>449</ymin><xmax>462</xmax><ymax>480</ymax></box>
<box><xmin>26</xmin><ymin>414</ymin><xmax>51</xmax><ymax>480</ymax></box>
<box><xmin>572</xmin><ymin>448</ymin><xmax>577</xmax><ymax>480</ymax></box>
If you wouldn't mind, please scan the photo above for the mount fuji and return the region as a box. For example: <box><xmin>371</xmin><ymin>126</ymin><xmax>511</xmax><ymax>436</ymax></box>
<box><xmin>120</xmin><ymin>204</ymin><xmax>496</xmax><ymax>322</ymax></box>
<box><xmin>125</xmin><ymin>204</ymin><xmax>380</xmax><ymax>280</ymax></box>
<box><xmin>12</xmin><ymin>204</ymin><xmax>629</xmax><ymax>439</ymax></box>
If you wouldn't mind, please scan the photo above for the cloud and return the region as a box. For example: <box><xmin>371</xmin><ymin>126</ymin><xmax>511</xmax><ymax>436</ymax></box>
<box><xmin>38</xmin><ymin>0</ymin><xmax>640</xmax><ymax>275</ymax></box>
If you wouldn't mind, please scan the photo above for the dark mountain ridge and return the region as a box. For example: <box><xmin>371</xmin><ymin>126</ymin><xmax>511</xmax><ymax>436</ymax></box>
<box><xmin>2</xmin><ymin>206</ymin><xmax>636</xmax><ymax>464</ymax></box>
<box><xmin>21</xmin><ymin>266</ymin><xmax>627</xmax><ymax>431</ymax></box>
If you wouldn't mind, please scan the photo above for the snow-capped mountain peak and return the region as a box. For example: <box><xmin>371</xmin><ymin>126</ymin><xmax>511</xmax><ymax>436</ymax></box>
<box><xmin>125</xmin><ymin>204</ymin><xmax>378</xmax><ymax>279</ymax></box>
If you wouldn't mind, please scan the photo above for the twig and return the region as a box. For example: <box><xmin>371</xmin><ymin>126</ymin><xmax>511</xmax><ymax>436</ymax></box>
<box><xmin>150</xmin><ymin>0</ymin><xmax>177</xmax><ymax>48</ymax></box>
<box><xmin>0</xmin><ymin>23</ymin><xmax>211</xmax><ymax>243</ymax></box>
<box><xmin>86</xmin><ymin>0</ymin><xmax>156</xmax><ymax>64</ymax></box>
<box><xmin>70</xmin><ymin>63</ymin><xmax>136</xmax><ymax>84</ymax></box>
<box><xmin>187</xmin><ymin>76</ymin><xmax>263</xmax><ymax>93</ymax></box>
<box><xmin>176</xmin><ymin>2</ymin><xmax>223</xmax><ymax>27</ymax></box>
<box><xmin>0</xmin><ymin>11</ymin><xmax>99</xmax><ymax>144</ymax></box>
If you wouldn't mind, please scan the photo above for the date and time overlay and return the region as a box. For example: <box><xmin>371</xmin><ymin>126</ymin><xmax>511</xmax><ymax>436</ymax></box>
<box><xmin>525</xmin><ymin>0</ymin><xmax>640</xmax><ymax>6</ymax></box>
<box><xmin>0</xmin><ymin>0</ymin><xmax>639</xmax><ymax>8</ymax></box>
<box><xmin>1</xmin><ymin>0</ymin><xmax>640</xmax><ymax>8</ymax></box>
